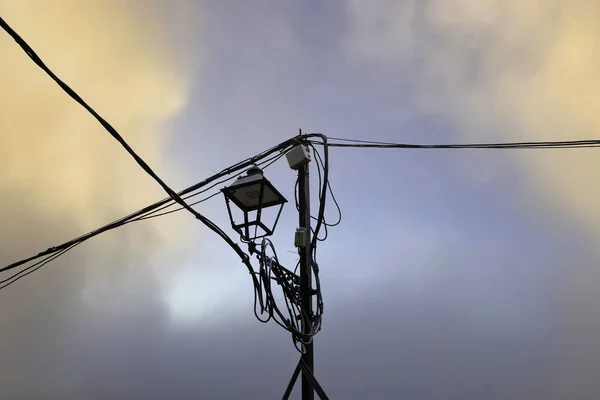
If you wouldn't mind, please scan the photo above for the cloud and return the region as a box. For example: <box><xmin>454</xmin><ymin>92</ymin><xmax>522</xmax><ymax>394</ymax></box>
<box><xmin>1</xmin><ymin>0</ymin><xmax>187</xmax><ymax>215</ymax></box>
<box><xmin>346</xmin><ymin>0</ymin><xmax>600</xmax><ymax>396</ymax></box>
<box><xmin>346</xmin><ymin>0</ymin><xmax>599</xmax><ymax>231</ymax></box>
<box><xmin>0</xmin><ymin>0</ymin><xmax>194</xmax><ymax>395</ymax></box>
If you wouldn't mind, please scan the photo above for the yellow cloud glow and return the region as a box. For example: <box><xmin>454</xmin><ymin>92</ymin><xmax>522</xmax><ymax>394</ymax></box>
<box><xmin>0</xmin><ymin>0</ymin><xmax>193</xmax><ymax>304</ymax></box>
<box><xmin>1</xmin><ymin>0</ymin><xmax>186</xmax><ymax>222</ymax></box>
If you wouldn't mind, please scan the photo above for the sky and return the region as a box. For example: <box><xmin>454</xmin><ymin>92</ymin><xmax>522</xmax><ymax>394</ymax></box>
<box><xmin>1</xmin><ymin>0</ymin><xmax>600</xmax><ymax>398</ymax></box>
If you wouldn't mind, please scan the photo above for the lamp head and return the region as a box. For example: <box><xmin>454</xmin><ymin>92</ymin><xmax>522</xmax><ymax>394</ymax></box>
<box><xmin>221</xmin><ymin>164</ymin><xmax>287</xmax><ymax>241</ymax></box>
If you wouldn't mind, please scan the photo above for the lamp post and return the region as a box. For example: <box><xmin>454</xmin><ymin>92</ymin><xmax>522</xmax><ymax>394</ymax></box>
<box><xmin>221</xmin><ymin>143</ymin><xmax>327</xmax><ymax>400</ymax></box>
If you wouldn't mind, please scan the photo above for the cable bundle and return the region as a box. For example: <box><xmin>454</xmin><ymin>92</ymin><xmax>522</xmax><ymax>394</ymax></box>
<box><xmin>0</xmin><ymin>145</ymin><xmax>294</xmax><ymax>289</ymax></box>
<box><xmin>244</xmin><ymin>135</ymin><xmax>341</xmax><ymax>351</ymax></box>
<box><xmin>324</xmin><ymin>136</ymin><xmax>600</xmax><ymax>149</ymax></box>
<box><xmin>248</xmin><ymin>237</ymin><xmax>321</xmax><ymax>352</ymax></box>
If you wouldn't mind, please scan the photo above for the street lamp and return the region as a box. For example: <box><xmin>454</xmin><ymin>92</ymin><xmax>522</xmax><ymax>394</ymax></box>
<box><xmin>221</xmin><ymin>164</ymin><xmax>287</xmax><ymax>242</ymax></box>
<box><xmin>222</xmin><ymin>141</ymin><xmax>328</xmax><ymax>400</ymax></box>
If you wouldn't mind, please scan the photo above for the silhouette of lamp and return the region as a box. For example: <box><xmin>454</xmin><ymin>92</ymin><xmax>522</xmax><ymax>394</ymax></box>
<box><xmin>222</xmin><ymin>164</ymin><xmax>287</xmax><ymax>242</ymax></box>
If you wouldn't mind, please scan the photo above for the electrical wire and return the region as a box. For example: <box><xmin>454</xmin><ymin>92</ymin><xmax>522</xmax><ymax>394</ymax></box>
<box><xmin>312</xmin><ymin>145</ymin><xmax>342</xmax><ymax>227</ymax></box>
<box><xmin>0</xmin><ymin>242</ymin><xmax>83</xmax><ymax>290</ymax></box>
<box><xmin>325</xmin><ymin>136</ymin><xmax>600</xmax><ymax>149</ymax></box>
<box><xmin>0</xmin><ymin>132</ymin><xmax>326</xmax><ymax>351</ymax></box>
<box><xmin>0</xmin><ymin>137</ymin><xmax>299</xmax><ymax>289</ymax></box>
<box><xmin>135</xmin><ymin>150</ymin><xmax>288</xmax><ymax>223</ymax></box>
<box><xmin>308</xmin><ymin>142</ymin><xmax>342</xmax><ymax>241</ymax></box>
<box><xmin>293</xmin><ymin>147</ymin><xmax>341</xmax><ymax>241</ymax></box>
<box><xmin>283</xmin><ymin>134</ymin><xmax>333</xmax><ymax>347</ymax></box>
<box><xmin>246</xmin><ymin>131</ymin><xmax>600</xmax><ymax>349</ymax></box>
<box><xmin>0</xmin><ymin>16</ymin><xmax>183</xmax><ymax>208</ymax></box>
<box><xmin>249</xmin><ymin>238</ymin><xmax>318</xmax><ymax>350</ymax></box>
<box><xmin>0</xmin><ymin>16</ymin><xmax>257</xmax><ymax>282</ymax></box>
<box><xmin>308</xmin><ymin>135</ymin><xmax>329</xmax><ymax>251</ymax></box>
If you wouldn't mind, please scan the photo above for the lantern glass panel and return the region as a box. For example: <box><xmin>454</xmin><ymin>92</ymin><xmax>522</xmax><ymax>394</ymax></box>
<box><xmin>221</xmin><ymin>167</ymin><xmax>287</xmax><ymax>241</ymax></box>
<box><xmin>224</xmin><ymin>173</ymin><xmax>286</xmax><ymax>212</ymax></box>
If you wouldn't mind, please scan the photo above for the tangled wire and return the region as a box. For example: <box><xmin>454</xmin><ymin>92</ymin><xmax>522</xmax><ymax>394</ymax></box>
<box><xmin>244</xmin><ymin>138</ymin><xmax>337</xmax><ymax>352</ymax></box>
<box><xmin>249</xmin><ymin>238</ymin><xmax>320</xmax><ymax>352</ymax></box>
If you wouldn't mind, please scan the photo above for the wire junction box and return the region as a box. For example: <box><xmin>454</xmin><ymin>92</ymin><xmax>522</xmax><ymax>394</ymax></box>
<box><xmin>286</xmin><ymin>145</ymin><xmax>311</xmax><ymax>170</ymax></box>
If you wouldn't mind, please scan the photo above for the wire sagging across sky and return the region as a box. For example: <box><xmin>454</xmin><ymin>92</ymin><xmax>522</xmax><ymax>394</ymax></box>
<box><xmin>0</xmin><ymin>139</ymin><xmax>297</xmax><ymax>280</ymax></box>
<box><xmin>0</xmin><ymin>15</ymin><xmax>251</xmax><ymax>264</ymax></box>
<box><xmin>0</xmin><ymin>14</ymin><xmax>294</xmax><ymax>302</ymax></box>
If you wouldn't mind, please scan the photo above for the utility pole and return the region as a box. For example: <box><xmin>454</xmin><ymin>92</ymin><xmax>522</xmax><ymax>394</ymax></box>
<box><xmin>223</xmin><ymin>134</ymin><xmax>329</xmax><ymax>399</ymax></box>
<box><xmin>281</xmin><ymin>135</ymin><xmax>329</xmax><ymax>400</ymax></box>
<box><xmin>298</xmin><ymin>140</ymin><xmax>314</xmax><ymax>400</ymax></box>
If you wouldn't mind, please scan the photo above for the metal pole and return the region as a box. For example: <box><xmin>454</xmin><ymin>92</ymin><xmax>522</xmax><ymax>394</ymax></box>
<box><xmin>298</xmin><ymin>144</ymin><xmax>314</xmax><ymax>400</ymax></box>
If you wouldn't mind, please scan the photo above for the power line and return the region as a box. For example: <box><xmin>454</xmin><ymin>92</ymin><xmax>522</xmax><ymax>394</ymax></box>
<box><xmin>0</xmin><ymin>16</ymin><xmax>308</xmax><ymax>304</ymax></box>
<box><xmin>136</xmin><ymin>150</ymin><xmax>290</xmax><ymax>222</ymax></box>
<box><xmin>325</xmin><ymin>136</ymin><xmax>600</xmax><ymax>149</ymax></box>
<box><xmin>0</xmin><ymin>16</ymin><xmax>245</xmax><ymax>262</ymax></box>
<box><xmin>0</xmin><ymin>243</ymin><xmax>83</xmax><ymax>290</ymax></box>
<box><xmin>0</xmin><ymin>138</ymin><xmax>298</xmax><ymax>280</ymax></box>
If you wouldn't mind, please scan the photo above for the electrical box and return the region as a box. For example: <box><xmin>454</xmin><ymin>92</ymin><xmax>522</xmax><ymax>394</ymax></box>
<box><xmin>286</xmin><ymin>145</ymin><xmax>311</xmax><ymax>170</ymax></box>
<box><xmin>294</xmin><ymin>227</ymin><xmax>307</xmax><ymax>248</ymax></box>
